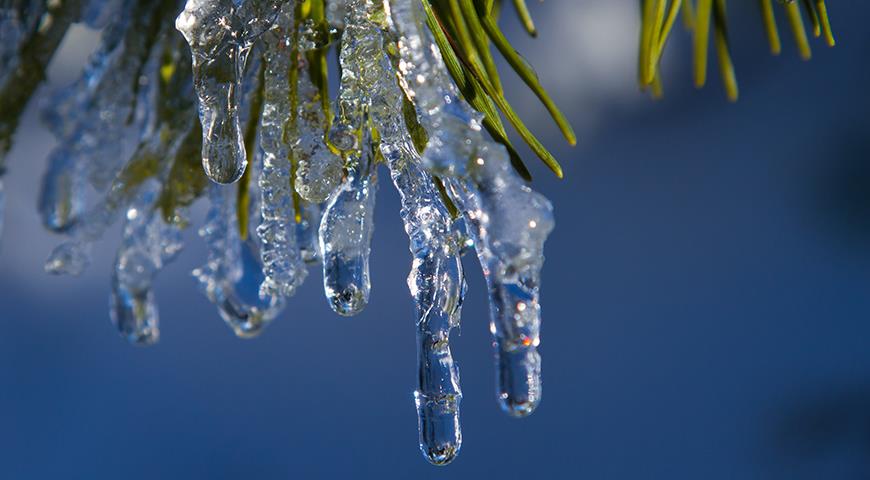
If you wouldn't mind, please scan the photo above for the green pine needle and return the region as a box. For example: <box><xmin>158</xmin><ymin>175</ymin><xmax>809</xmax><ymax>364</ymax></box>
<box><xmin>639</xmin><ymin>0</ymin><xmax>835</xmax><ymax>100</ymax></box>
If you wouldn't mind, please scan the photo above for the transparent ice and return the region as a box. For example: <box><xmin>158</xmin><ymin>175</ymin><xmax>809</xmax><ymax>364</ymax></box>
<box><xmin>45</xmin><ymin>31</ymin><xmax>197</xmax><ymax>275</ymax></box>
<box><xmin>318</xmin><ymin>140</ymin><xmax>377</xmax><ymax>317</ymax></box>
<box><xmin>111</xmin><ymin>183</ymin><xmax>184</xmax><ymax>346</ymax></box>
<box><xmin>175</xmin><ymin>0</ymin><xmax>288</xmax><ymax>184</ymax></box>
<box><xmin>256</xmin><ymin>1</ymin><xmax>307</xmax><ymax>298</ymax></box>
<box><xmin>341</xmin><ymin>0</ymin><xmax>469</xmax><ymax>463</ymax></box>
<box><xmin>317</xmin><ymin>1</ymin><xmax>384</xmax><ymax>317</ymax></box>
<box><xmin>392</xmin><ymin>1</ymin><xmax>554</xmax><ymax>417</ymax></box>
<box><xmin>195</xmin><ymin>158</ymin><xmax>285</xmax><ymax>338</ymax></box>
<box><xmin>0</xmin><ymin>0</ymin><xmax>558</xmax><ymax>466</ymax></box>
<box><xmin>293</xmin><ymin>64</ymin><xmax>343</xmax><ymax>204</ymax></box>
<box><xmin>38</xmin><ymin>0</ymin><xmax>168</xmax><ymax>233</ymax></box>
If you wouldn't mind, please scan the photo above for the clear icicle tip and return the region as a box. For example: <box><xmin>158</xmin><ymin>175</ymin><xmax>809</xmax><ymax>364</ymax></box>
<box><xmin>318</xmin><ymin>165</ymin><xmax>378</xmax><ymax>317</ymax></box>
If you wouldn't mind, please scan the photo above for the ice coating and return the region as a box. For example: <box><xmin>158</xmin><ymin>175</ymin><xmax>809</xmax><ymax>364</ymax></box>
<box><xmin>175</xmin><ymin>0</ymin><xmax>287</xmax><ymax>184</ymax></box>
<box><xmin>110</xmin><ymin>183</ymin><xmax>184</xmax><ymax>345</ymax></box>
<box><xmin>256</xmin><ymin>1</ymin><xmax>307</xmax><ymax>298</ymax></box>
<box><xmin>1</xmin><ymin>0</ymin><xmax>562</xmax><ymax>463</ymax></box>
<box><xmin>45</xmin><ymin>33</ymin><xmax>197</xmax><ymax>276</ymax></box>
<box><xmin>38</xmin><ymin>0</ymin><xmax>166</xmax><ymax>232</ymax></box>
<box><xmin>44</xmin><ymin>114</ymin><xmax>197</xmax><ymax>275</ymax></box>
<box><xmin>293</xmin><ymin>65</ymin><xmax>343</xmax><ymax>204</ymax></box>
<box><xmin>318</xmin><ymin>145</ymin><xmax>377</xmax><ymax>316</ymax></box>
<box><xmin>347</xmin><ymin>1</ymin><xmax>467</xmax><ymax>463</ymax></box>
<box><xmin>327</xmin><ymin>0</ymin><xmax>379</xmax><ymax>157</ymax></box>
<box><xmin>195</xmin><ymin>177</ymin><xmax>285</xmax><ymax>337</ymax></box>
<box><xmin>391</xmin><ymin>1</ymin><xmax>554</xmax><ymax>417</ymax></box>
<box><xmin>47</xmin><ymin>0</ymin><xmax>169</xmax><ymax>189</ymax></box>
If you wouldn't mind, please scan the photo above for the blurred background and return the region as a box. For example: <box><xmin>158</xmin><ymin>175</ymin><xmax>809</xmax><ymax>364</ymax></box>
<box><xmin>2</xmin><ymin>2</ymin><xmax>870</xmax><ymax>478</ymax></box>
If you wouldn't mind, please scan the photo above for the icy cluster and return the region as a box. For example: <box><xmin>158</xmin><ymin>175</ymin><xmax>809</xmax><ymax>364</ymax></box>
<box><xmin>0</xmin><ymin>0</ymin><xmax>555</xmax><ymax>466</ymax></box>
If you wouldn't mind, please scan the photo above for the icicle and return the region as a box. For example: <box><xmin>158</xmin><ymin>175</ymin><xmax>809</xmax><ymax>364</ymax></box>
<box><xmin>39</xmin><ymin>0</ymin><xmax>170</xmax><ymax>232</ymax></box>
<box><xmin>317</xmin><ymin>0</ymin><xmax>386</xmax><ymax>317</ymax></box>
<box><xmin>195</xmin><ymin>177</ymin><xmax>285</xmax><ymax>338</ymax></box>
<box><xmin>256</xmin><ymin>1</ymin><xmax>307</xmax><ymax>298</ymax></box>
<box><xmin>326</xmin><ymin>0</ymin><xmax>377</xmax><ymax>157</ymax></box>
<box><xmin>318</xmin><ymin>141</ymin><xmax>377</xmax><ymax>316</ymax></box>
<box><xmin>391</xmin><ymin>159</ymin><xmax>466</xmax><ymax>466</ymax></box>
<box><xmin>110</xmin><ymin>183</ymin><xmax>184</xmax><ymax>345</ymax></box>
<box><xmin>343</xmin><ymin>2</ymin><xmax>468</xmax><ymax>463</ymax></box>
<box><xmin>464</xmin><ymin>147</ymin><xmax>553</xmax><ymax>416</ymax></box>
<box><xmin>175</xmin><ymin>0</ymin><xmax>288</xmax><ymax>184</ymax></box>
<box><xmin>392</xmin><ymin>2</ymin><xmax>555</xmax><ymax>417</ymax></box>
<box><xmin>45</xmin><ymin>32</ymin><xmax>197</xmax><ymax>275</ymax></box>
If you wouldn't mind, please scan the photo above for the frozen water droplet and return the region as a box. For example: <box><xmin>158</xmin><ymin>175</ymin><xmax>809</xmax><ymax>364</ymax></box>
<box><xmin>295</xmin><ymin>147</ymin><xmax>344</xmax><ymax>203</ymax></box>
<box><xmin>415</xmin><ymin>392</ymin><xmax>461</xmax><ymax>466</ymax></box>
<box><xmin>319</xmin><ymin>154</ymin><xmax>377</xmax><ymax>317</ymax></box>
<box><xmin>176</xmin><ymin>0</ymin><xmax>245</xmax><ymax>184</ymax></box>
<box><xmin>208</xmin><ymin>238</ymin><xmax>284</xmax><ymax>337</ymax></box>
<box><xmin>45</xmin><ymin>242</ymin><xmax>91</xmax><ymax>275</ymax></box>
<box><xmin>319</xmin><ymin>182</ymin><xmax>374</xmax><ymax>315</ymax></box>
<box><xmin>326</xmin><ymin>123</ymin><xmax>357</xmax><ymax>154</ymax></box>
<box><xmin>496</xmin><ymin>348</ymin><xmax>542</xmax><ymax>417</ymax></box>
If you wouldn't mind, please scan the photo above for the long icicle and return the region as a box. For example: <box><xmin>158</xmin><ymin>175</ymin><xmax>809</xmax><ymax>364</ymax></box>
<box><xmin>318</xmin><ymin>0</ymin><xmax>383</xmax><ymax>317</ymax></box>
<box><xmin>257</xmin><ymin>0</ymin><xmax>307</xmax><ymax>298</ymax></box>
<box><xmin>395</xmin><ymin>0</ymin><xmax>554</xmax><ymax>416</ymax></box>
<box><xmin>361</xmin><ymin>0</ymin><xmax>467</xmax><ymax>463</ymax></box>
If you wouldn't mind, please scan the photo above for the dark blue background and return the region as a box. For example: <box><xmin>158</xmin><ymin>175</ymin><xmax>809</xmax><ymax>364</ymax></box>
<box><xmin>2</xmin><ymin>3</ymin><xmax>870</xmax><ymax>478</ymax></box>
